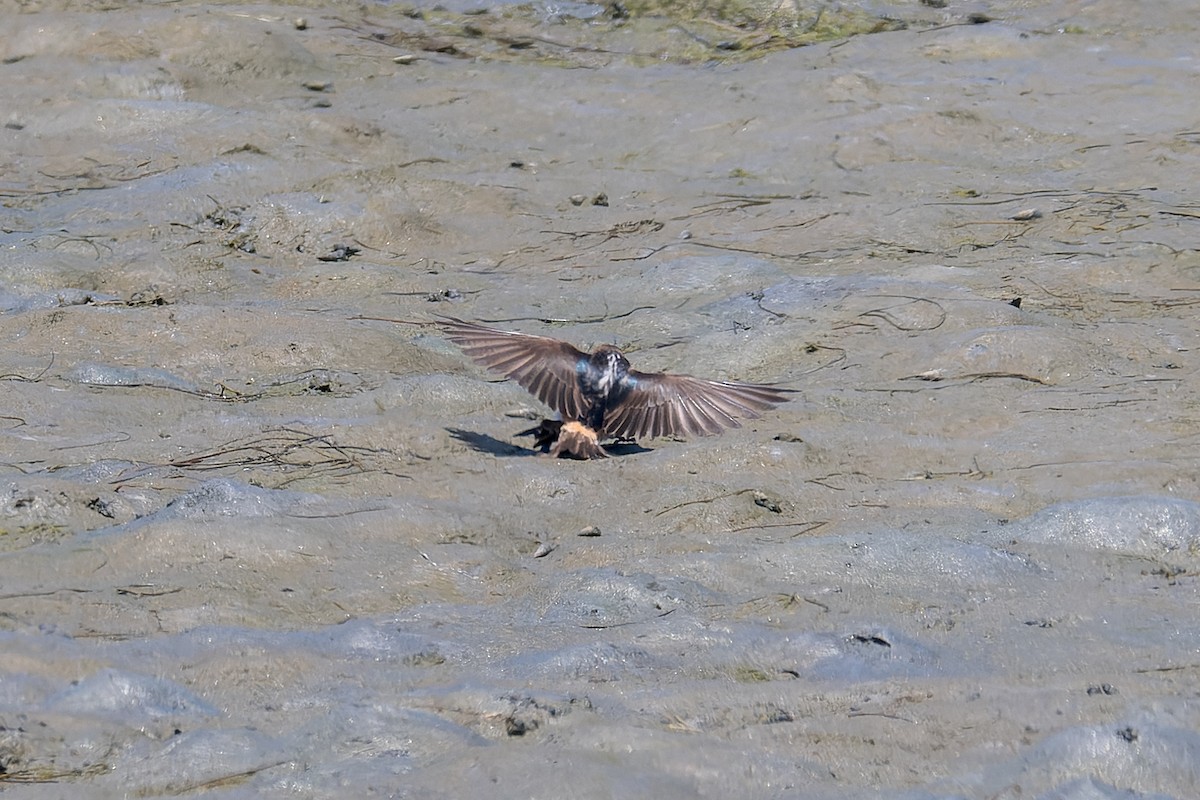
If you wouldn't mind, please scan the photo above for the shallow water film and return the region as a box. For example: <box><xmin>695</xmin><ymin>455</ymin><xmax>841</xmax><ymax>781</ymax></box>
<box><xmin>3</xmin><ymin>0</ymin><xmax>1200</xmax><ymax>797</ymax></box>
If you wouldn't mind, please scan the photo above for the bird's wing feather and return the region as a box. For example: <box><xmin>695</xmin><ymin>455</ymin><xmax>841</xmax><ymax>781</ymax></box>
<box><xmin>604</xmin><ymin>370</ymin><xmax>793</xmax><ymax>440</ymax></box>
<box><xmin>438</xmin><ymin>317</ymin><xmax>587</xmax><ymax>421</ymax></box>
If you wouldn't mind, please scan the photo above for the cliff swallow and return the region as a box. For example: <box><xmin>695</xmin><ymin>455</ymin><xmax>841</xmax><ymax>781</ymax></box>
<box><xmin>439</xmin><ymin>317</ymin><xmax>793</xmax><ymax>458</ymax></box>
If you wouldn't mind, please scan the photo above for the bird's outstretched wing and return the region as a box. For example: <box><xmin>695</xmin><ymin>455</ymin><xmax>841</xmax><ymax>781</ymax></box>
<box><xmin>438</xmin><ymin>317</ymin><xmax>588</xmax><ymax>422</ymax></box>
<box><xmin>603</xmin><ymin>370</ymin><xmax>793</xmax><ymax>440</ymax></box>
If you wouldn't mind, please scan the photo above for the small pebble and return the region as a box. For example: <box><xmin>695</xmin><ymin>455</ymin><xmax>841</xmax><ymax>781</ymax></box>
<box><xmin>393</xmin><ymin>54</ymin><xmax>418</xmax><ymax>65</ymax></box>
<box><xmin>532</xmin><ymin>542</ymin><xmax>556</xmax><ymax>558</ymax></box>
<box><xmin>577</xmin><ymin>525</ymin><xmax>601</xmax><ymax>537</ymax></box>
<box><xmin>569</xmin><ymin>194</ymin><xmax>586</xmax><ymax>206</ymax></box>
<box><xmin>1011</xmin><ymin>208</ymin><xmax>1042</xmax><ymax>221</ymax></box>
<box><xmin>303</xmin><ymin>80</ymin><xmax>333</xmax><ymax>92</ymax></box>
<box><xmin>426</xmin><ymin>288</ymin><xmax>462</xmax><ymax>302</ymax></box>
<box><xmin>752</xmin><ymin>490</ymin><xmax>783</xmax><ymax>513</ymax></box>
<box><xmin>293</xmin><ymin>17</ymin><xmax>308</xmax><ymax>30</ymax></box>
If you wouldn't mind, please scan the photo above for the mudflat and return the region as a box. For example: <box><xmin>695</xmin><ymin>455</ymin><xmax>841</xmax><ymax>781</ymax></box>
<box><xmin>3</xmin><ymin>1</ymin><xmax>1200</xmax><ymax>797</ymax></box>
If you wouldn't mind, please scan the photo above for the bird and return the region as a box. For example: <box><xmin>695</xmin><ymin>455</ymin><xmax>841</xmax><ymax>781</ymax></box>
<box><xmin>438</xmin><ymin>316</ymin><xmax>793</xmax><ymax>458</ymax></box>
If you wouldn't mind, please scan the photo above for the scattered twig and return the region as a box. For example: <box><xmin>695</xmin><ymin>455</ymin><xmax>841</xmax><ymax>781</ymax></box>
<box><xmin>50</xmin><ymin>432</ymin><xmax>133</xmax><ymax>451</ymax></box>
<box><xmin>579</xmin><ymin>607</ymin><xmax>675</xmax><ymax>629</ymax></box>
<box><xmin>116</xmin><ymin>585</ymin><xmax>183</xmax><ymax>597</ymax></box>
<box><xmin>805</xmin><ymin>471</ymin><xmax>873</xmax><ymax>491</ymax></box>
<box><xmin>727</xmin><ymin>519</ymin><xmax>829</xmax><ymax>536</ymax></box>
<box><xmin>847</xmin><ymin>710</ymin><xmax>916</xmax><ymax>722</ymax></box>
<box><xmin>97</xmin><ymin>427</ymin><xmax>409</xmax><ymax>487</ymax></box>
<box><xmin>858</xmin><ymin>296</ymin><xmax>947</xmax><ymax>331</ymax></box>
<box><xmin>0</xmin><ymin>355</ymin><xmax>55</xmax><ymax>382</ymax></box>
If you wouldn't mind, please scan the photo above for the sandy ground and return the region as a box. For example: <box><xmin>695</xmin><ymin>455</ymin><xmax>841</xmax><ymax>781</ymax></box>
<box><xmin>3</xmin><ymin>0</ymin><xmax>1200</xmax><ymax>797</ymax></box>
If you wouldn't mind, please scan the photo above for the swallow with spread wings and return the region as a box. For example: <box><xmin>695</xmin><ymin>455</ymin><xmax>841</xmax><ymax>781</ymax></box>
<box><xmin>439</xmin><ymin>317</ymin><xmax>794</xmax><ymax>459</ymax></box>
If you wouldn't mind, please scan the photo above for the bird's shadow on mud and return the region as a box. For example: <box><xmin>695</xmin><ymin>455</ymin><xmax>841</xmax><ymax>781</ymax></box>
<box><xmin>445</xmin><ymin>428</ymin><xmax>652</xmax><ymax>458</ymax></box>
<box><xmin>446</xmin><ymin>428</ymin><xmax>535</xmax><ymax>457</ymax></box>
<box><xmin>604</xmin><ymin>441</ymin><xmax>652</xmax><ymax>456</ymax></box>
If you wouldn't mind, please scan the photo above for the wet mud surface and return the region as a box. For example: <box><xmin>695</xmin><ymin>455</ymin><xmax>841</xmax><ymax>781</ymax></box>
<box><xmin>3</xmin><ymin>0</ymin><xmax>1200</xmax><ymax>797</ymax></box>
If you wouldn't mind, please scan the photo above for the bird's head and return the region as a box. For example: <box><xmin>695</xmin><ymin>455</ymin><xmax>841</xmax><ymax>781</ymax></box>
<box><xmin>591</xmin><ymin>344</ymin><xmax>630</xmax><ymax>376</ymax></box>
